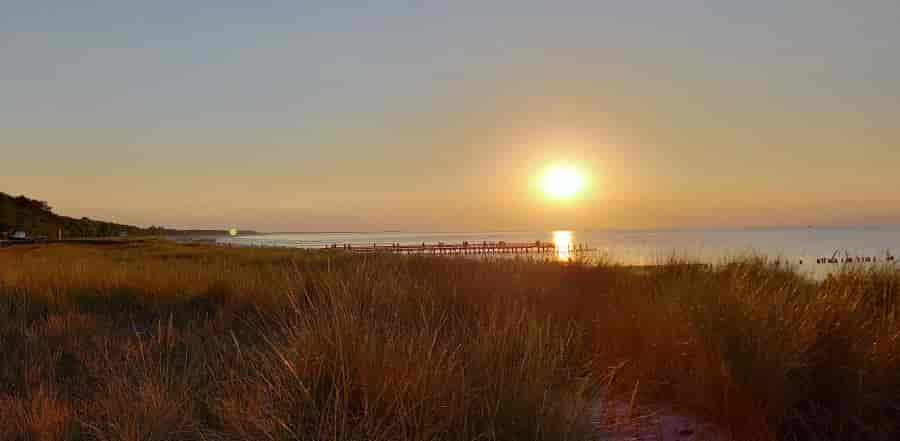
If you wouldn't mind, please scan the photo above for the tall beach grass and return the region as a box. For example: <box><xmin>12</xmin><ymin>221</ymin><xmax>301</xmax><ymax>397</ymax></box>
<box><xmin>0</xmin><ymin>241</ymin><xmax>897</xmax><ymax>440</ymax></box>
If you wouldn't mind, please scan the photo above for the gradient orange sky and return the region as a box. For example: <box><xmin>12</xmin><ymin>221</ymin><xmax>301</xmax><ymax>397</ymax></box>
<box><xmin>3</xmin><ymin>2</ymin><xmax>899</xmax><ymax>232</ymax></box>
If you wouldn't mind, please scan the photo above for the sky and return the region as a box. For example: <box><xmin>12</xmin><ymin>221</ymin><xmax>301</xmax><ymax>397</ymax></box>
<box><xmin>2</xmin><ymin>1</ymin><xmax>899</xmax><ymax>232</ymax></box>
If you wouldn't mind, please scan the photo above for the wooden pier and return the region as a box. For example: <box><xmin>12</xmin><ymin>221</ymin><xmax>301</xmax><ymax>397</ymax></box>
<box><xmin>322</xmin><ymin>240</ymin><xmax>587</xmax><ymax>256</ymax></box>
<box><xmin>815</xmin><ymin>250</ymin><xmax>895</xmax><ymax>265</ymax></box>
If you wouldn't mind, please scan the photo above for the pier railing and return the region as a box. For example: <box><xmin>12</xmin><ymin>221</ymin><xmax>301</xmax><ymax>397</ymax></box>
<box><xmin>321</xmin><ymin>240</ymin><xmax>589</xmax><ymax>255</ymax></box>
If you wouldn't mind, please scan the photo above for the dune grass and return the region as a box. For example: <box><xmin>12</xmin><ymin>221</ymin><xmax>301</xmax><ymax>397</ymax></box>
<box><xmin>0</xmin><ymin>241</ymin><xmax>898</xmax><ymax>440</ymax></box>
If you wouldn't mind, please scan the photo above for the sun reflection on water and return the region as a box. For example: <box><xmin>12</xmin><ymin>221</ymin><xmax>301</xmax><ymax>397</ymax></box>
<box><xmin>553</xmin><ymin>230</ymin><xmax>573</xmax><ymax>262</ymax></box>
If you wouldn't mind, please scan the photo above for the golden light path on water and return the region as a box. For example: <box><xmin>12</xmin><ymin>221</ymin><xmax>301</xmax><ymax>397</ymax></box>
<box><xmin>553</xmin><ymin>230</ymin><xmax>573</xmax><ymax>262</ymax></box>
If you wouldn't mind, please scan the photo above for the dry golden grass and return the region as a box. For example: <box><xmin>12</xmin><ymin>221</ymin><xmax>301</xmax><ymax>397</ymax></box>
<box><xmin>0</xmin><ymin>242</ymin><xmax>898</xmax><ymax>440</ymax></box>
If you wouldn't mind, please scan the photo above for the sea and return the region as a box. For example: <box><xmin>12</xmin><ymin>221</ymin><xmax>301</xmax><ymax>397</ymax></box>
<box><xmin>217</xmin><ymin>227</ymin><xmax>900</xmax><ymax>278</ymax></box>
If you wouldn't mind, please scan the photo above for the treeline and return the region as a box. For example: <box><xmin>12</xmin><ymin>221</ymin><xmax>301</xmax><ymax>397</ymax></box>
<box><xmin>1</xmin><ymin>192</ymin><xmax>196</xmax><ymax>239</ymax></box>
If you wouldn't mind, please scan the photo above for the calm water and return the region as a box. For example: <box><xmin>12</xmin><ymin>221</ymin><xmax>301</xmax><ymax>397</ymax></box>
<box><xmin>219</xmin><ymin>227</ymin><xmax>900</xmax><ymax>277</ymax></box>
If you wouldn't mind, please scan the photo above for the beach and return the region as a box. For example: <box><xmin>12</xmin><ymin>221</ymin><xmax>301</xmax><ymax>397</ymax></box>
<box><xmin>1</xmin><ymin>240</ymin><xmax>897</xmax><ymax>440</ymax></box>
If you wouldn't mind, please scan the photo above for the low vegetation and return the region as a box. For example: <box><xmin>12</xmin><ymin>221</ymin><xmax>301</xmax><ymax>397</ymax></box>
<box><xmin>0</xmin><ymin>241</ymin><xmax>897</xmax><ymax>440</ymax></box>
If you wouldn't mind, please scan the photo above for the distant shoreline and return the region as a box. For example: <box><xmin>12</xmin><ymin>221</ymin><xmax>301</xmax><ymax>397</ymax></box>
<box><xmin>248</xmin><ymin>224</ymin><xmax>900</xmax><ymax>236</ymax></box>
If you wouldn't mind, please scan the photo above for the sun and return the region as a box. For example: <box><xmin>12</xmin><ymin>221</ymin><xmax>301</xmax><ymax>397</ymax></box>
<box><xmin>542</xmin><ymin>166</ymin><xmax>586</xmax><ymax>199</ymax></box>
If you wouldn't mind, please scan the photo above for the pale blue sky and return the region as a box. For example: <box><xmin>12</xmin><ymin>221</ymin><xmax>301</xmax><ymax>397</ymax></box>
<box><xmin>2</xmin><ymin>1</ymin><xmax>899</xmax><ymax>231</ymax></box>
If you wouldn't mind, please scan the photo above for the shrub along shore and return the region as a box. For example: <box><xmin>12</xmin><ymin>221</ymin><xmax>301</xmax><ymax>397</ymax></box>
<box><xmin>0</xmin><ymin>241</ymin><xmax>898</xmax><ymax>440</ymax></box>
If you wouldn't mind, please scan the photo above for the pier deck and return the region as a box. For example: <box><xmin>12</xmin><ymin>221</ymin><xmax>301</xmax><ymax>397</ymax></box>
<box><xmin>322</xmin><ymin>241</ymin><xmax>586</xmax><ymax>256</ymax></box>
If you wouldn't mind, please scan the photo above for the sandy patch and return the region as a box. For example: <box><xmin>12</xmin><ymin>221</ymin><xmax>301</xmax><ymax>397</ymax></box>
<box><xmin>594</xmin><ymin>400</ymin><xmax>727</xmax><ymax>441</ymax></box>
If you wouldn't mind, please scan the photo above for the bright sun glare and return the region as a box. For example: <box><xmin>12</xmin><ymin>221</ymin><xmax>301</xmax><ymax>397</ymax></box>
<box><xmin>542</xmin><ymin>166</ymin><xmax>585</xmax><ymax>199</ymax></box>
